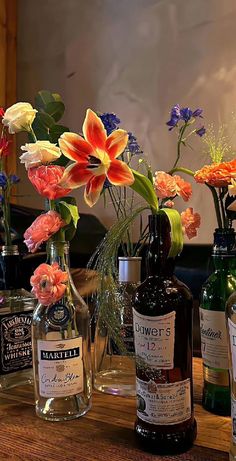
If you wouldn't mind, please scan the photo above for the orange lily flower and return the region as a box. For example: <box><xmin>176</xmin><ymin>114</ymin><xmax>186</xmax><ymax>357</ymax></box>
<box><xmin>59</xmin><ymin>109</ymin><xmax>134</xmax><ymax>207</ymax></box>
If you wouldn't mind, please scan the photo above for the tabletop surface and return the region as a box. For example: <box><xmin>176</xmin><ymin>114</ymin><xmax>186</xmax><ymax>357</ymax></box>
<box><xmin>0</xmin><ymin>358</ymin><xmax>230</xmax><ymax>461</ymax></box>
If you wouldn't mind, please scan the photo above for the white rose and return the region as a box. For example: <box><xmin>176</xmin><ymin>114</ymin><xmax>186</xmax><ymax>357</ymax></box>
<box><xmin>2</xmin><ymin>102</ymin><xmax>37</xmax><ymax>134</ymax></box>
<box><xmin>20</xmin><ymin>140</ymin><xmax>61</xmax><ymax>169</ymax></box>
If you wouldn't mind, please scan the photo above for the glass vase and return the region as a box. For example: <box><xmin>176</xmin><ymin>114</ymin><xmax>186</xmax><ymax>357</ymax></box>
<box><xmin>32</xmin><ymin>241</ymin><xmax>92</xmax><ymax>421</ymax></box>
<box><xmin>93</xmin><ymin>256</ymin><xmax>141</xmax><ymax>397</ymax></box>
<box><xmin>0</xmin><ymin>244</ymin><xmax>36</xmax><ymax>389</ymax></box>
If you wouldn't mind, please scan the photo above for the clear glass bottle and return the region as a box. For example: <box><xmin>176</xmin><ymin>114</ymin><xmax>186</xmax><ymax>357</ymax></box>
<box><xmin>133</xmin><ymin>213</ymin><xmax>196</xmax><ymax>454</ymax></box>
<box><xmin>226</xmin><ymin>287</ymin><xmax>236</xmax><ymax>460</ymax></box>
<box><xmin>32</xmin><ymin>241</ymin><xmax>92</xmax><ymax>421</ymax></box>
<box><xmin>201</xmin><ymin>229</ymin><xmax>236</xmax><ymax>416</ymax></box>
<box><xmin>0</xmin><ymin>245</ymin><xmax>35</xmax><ymax>389</ymax></box>
<box><xmin>93</xmin><ymin>256</ymin><xmax>141</xmax><ymax>396</ymax></box>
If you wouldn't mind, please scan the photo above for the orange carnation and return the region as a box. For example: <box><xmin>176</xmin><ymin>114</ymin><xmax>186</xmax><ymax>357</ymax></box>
<box><xmin>181</xmin><ymin>207</ymin><xmax>201</xmax><ymax>239</ymax></box>
<box><xmin>194</xmin><ymin>159</ymin><xmax>236</xmax><ymax>187</ymax></box>
<box><xmin>174</xmin><ymin>175</ymin><xmax>192</xmax><ymax>202</ymax></box>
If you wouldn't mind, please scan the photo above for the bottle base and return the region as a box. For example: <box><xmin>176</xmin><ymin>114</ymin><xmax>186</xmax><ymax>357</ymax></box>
<box><xmin>202</xmin><ymin>383</ymin><xmax>230</xmax><ymax>416</ymax></box>
<box><xmin>35</xmin><ymin>396</ymin><xmax>92</xmax><ymax>422</ymax></box>
<box><xmin>135</xmin><ymin>418</ymin><xmax>197</xmax><ymax>455</ymax></box>
<box><xmin>94</xmin><ymin>369</ymin><xmax>136</xmax><ymax>397</ymax></box>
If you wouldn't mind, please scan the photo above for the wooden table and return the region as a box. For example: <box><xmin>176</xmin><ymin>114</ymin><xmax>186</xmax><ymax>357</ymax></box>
<box><xmin>0</xmin><ymin>358</ymin><xmax>230</xmax><ymax>461</ymax></box>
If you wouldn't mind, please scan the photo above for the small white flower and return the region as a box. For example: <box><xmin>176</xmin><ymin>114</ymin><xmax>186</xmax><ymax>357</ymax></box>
<box><xmin>20</xmin><ymin>140</ymin><xmax>61</xmax><ymax>169</ymax></box>
<box><xmin>2</xmin><ymin>102</ymin><xmax>37</xmax><ymax>134</ymax></box>
<box><xmin>228</xmin><ymin>178</ymin><xmax>236</xmax><ymax>196</ymax></box>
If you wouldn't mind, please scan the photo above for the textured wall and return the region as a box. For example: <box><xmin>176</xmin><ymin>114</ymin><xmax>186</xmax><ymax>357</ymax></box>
<box><xmin>17</xmin><ymin>0</ymin><xmax>236</xmax><ymax>243</ymax></box>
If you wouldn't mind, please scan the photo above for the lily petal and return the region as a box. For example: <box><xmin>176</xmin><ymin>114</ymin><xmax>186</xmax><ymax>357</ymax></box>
<box><xmin>59</xmin><ymin>163</ymin><xmax>93</xmax><ymax>189</ymax></box>
<box><xmin>59</xmin><ymin>132</ymin><xmax>92</xmax><ymax>163</ymax></box>
<box><xmin>83</xmin><ymin>109</ymin><xmax>107</xmax><ymax>150</ymax></box>
<box><xmin>84</xmin><ymin>174</ymin><xmax>106</xmax><ymax>207</ymax></box>
<box><xmin>107</xmin><ymin>159</ymin><xmax>134</xmax><ymax>186</ymax></box>
<box><xmin>106</xmin><ymin>129</ymin><xmax>128</xmax><ymax>159</ymax></box>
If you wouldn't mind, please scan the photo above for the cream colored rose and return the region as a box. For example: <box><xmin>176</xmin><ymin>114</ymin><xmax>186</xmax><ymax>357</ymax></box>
<box><xmin>2</xmin><ymin>102</ymin><xmax>37</xmax><ymax>134</ymax></box>
<box><xmin>20</xmin><ymin>140</ymin><xmax>61</xmax><ymax>169</ymax></box>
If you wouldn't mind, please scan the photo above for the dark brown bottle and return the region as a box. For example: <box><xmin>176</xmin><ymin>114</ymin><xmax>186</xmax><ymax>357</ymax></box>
<box><xmin>133</xmin><ymin>213</ymin><xmax>197</xmax><ymax>454</ymax></box>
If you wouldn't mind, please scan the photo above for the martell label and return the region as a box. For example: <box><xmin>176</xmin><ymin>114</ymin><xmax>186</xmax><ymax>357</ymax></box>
<box><xmin>136</xmin><ymin>377</ymin><xmax>191</xmax><ymax>425</ymax></box>
<box><xmin>200</xmin><ymin>308</ymin><xmax>229</xmax><ymax>370</ymax></box>
<box><xmin>133</xmin><ymin>310</ymin><xmax>175</xmax><ymax>369</ymax></box>
<box><xmin>0</xmin><ymin>312</ymin><xmax>33</xmax><ymax>374</ymax></box>
<box><xmin>38</xmin><ymin>337</ymin><xmax>83</xmax><ymax>398</ymax></box>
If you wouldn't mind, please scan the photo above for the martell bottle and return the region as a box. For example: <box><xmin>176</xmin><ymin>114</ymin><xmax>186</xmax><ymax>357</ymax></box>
<box><xmin>200</xmin><ymin>229</ymin><xmax>236</xmax><ymax>416</ymax></box>
<box><xmin>32</xmin><ymin>241</ymin><xmax>92</xmax><ymax>421</ymax></box>
<box><xmin>226</xmin><ymin>289</ymin><xmax>236</xmax><ymax>461</ymax></box>
<box><xmin>133</xmin><ymin>213</ymin><xmax>196</xmax><ymax>454</ymax></box>
<box><xmin>0</xmin><ymin>245</ymin><xmax>35</xmax><ymax>389</ymax></box>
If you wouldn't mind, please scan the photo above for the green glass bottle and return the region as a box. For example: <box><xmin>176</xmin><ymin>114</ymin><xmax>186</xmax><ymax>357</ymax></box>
<box><xmin>200</xmin><ymin>228</ymin><xmax>236</xmax><ymax>415</ymax></box>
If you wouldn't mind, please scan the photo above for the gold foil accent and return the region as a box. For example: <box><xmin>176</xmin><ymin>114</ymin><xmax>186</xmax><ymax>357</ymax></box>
<box><xmin>204</xmin><ymin>364</ymin><xmax>229</xmax><ymax>386</ymax></box>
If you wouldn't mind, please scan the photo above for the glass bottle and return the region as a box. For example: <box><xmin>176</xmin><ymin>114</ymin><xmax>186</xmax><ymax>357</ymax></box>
<box><xmin>227</xmin><ymin>289</ymin><xmax>236</xmax><ymax>461</ymax></box>
<box><xmin>0</xmin><ymin>245</ymin><xmax>35</xmax><ymax>389</ymax></box>
<box><xmin>32</xmin><ymin>241</ymin><xmax>92</xmax><ymax>421</ymax></box>
<box><xmin>200</xmin><ymin>229</ymin><xmax>236</xmax><ymax>416</ymax></box>
<box><xmin>133</xmin><ymin>213</ymin><xmax>196</xmax><ymax>455</ymax></box>
<box><xmin>93</xmin><ymin>256</ymin><xmax>141</xmax><ymax>396</ymax></box>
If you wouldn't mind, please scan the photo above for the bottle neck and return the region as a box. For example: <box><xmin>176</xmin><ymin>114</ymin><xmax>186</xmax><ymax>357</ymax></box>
<box><xmin>0</xmin><ymin>245</ymin><xmax>21</xmax><ymax>290</ymax></box>
<box><xmin>146</xmin><ymin>213</ymin><xmax>175</xmax><ymax>277</ymax></box>
<box><xmin>47</xmin><ymin>241</ymin><xmax>70</xmax><ymax>271</ymax></box>
<box><xmin>118</xmin><ymin>257</ymin><xmax>141</xmax><ymax>283</ymax></box>
<box><xmin>212</xmin><ymin>228</ymin><xmax>236</xmax><ymax>271</ymax></box>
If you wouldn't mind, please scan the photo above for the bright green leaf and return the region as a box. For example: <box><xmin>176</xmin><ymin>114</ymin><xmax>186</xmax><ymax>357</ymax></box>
<box><xmin>160</xmin><ymin>208</ymin><xmax>183</xmax><ymax>257</ymax></box>
<box><xmin>60</xmin><ymin>200</ymin><xmax>79</xmax><ymax>228</ymax></box>
<box><xmin>130</xmin><ymin>169</ymin><xmax>158</xmax><ymax>212</ymax></box>
<box><xmin>52</xmin><ymin>93</ymin><xmax>62</xmax><ymax>102</ymax></box>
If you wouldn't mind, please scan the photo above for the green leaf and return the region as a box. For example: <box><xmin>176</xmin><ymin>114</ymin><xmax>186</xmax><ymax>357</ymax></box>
<box><xmin>130</xmin><ymin>170</ymin><xmax>158</xmax><ymax>212</ymax></box>
<box><xmin>35</xmin><ymin>90</ymin><xmax>55</xmax><ymax>110</ymax></box>
<box><xmin>31</xmin><ymin>115</ymin><xmax>49</xmax><ymax>141</ymax></box>
<box><xmin>59</xmin><ymin>197</ymin><xmax>79</xmax><ymax>228</ymax></box>
<box><xmin>38</xmin><ymin>111</ymin><xmax>55</xmax><ymax>128</ymax></box>
<box><xmin>160</xmin><ymin>208</ymin><xmax>183</xmax><ymax>258</ymax></box>
<box><xmin>49</xmin><ymin>124</ymin><xmax>70</xmax><ymax>144</ymax></box>
<box><xmin>52</xmin><ymin>93</ymin><xmax>62</xmax><ymax>102</ymax></box>
<box><xmin>45</xmin><ymin>101</ymin><xmax>65</xmax><ymax>122</ymax></box>
<box><xmin>64</xmin><ymin>223</ymin><xmax>77</xmax><ymax>241</ymax></box>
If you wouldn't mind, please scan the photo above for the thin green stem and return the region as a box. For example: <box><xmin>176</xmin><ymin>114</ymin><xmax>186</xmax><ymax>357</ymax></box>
<box><xmin>207</xmin><ymin>185</ymin><xmax>222</xmax><ymax>228</ymax></box>
<box><xmin>219</xmin><ymin>188</ymin><xmax>227</xmax><ymax>228</ymax></box>
<box><xmin>30</xmin><ymin>127</ymin><xmax>37</xmax><ymax>143</ymax></box>
<box><xmin>169</xmin><ymin>166</ymin><xmax>195</xmax><ymax>177</ymax></box>
<box><xmin>172</xmin><ymin>123</ymin><xmax>189</xmax><ymax>169</ymax></box>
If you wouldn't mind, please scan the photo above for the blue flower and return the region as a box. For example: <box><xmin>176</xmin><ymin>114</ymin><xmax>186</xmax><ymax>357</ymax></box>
<box><xmin>103</xmin><ymin>178</ymin><xmax>112</xmax><ymax>189</ymax></box>
<box><xmin>180</xmin><ymin>107</ymin><xmax>193</xmax><ymax>122</ymax></box>
<box><xmin>167</xmin><ymin>105</ymin><xmax>204</xmax><ymax>130</ymax></box>
<box><xmin>100</xmin><ymin>113</ymin><xmax>121</xmax><ymax>136</ymax></box>
<box><xmin>196</xmin><ymin>126</ymin><xmax>206</xmax><ymax>137</ymax></box>
<box><xmin>166</xmin><ymin>104</ymin><xmax>181</xmax><ymax>130</ymax></box>
<box><xmin>127</xmin><ymin>132</ymin><xmax>143</xmax><ymax>155</ymax></box>
<box><xmin>9</xmin><ymin>174</ymin><xmax>20</xmax><ymax>184</ymax></box>
<box><xmin>0</xmin><ymin>172</ymin><xmax>7</xmax><ymax>188</ymax></box>
<box><xmin>192</xmin><ymin>108</ymin><xmax>203</xmax><ymax>118</ymax></box>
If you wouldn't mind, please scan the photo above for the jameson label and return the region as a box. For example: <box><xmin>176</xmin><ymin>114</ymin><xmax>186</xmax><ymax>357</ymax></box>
<box><xmin>200</xmin><ymin>308</ymin><xmax>228</xmax><ymax>370</ymax></box>
<box><xmin>136</xmin><ymin>378</ymin><xmax>191</xmax><ymax>425</ymax></box>
<box><xmin>38</xmin><ymin>337</ymin><xmax>83</xmax><ymax>398</ymax></box>
<box><xmin>0</xmin><ymin>312</ymin><xmax>33</xmax><ymax>375</ymax></box>
<box><xmin>232</xmin><ymin>397</ymin><xmax>236</xmax><ymax>444</ymax></box>
<box><xmin>228</xmin><ymin>319</ymin><xmax>236</xmax><ymax>381</ymax></box>
<box><xmin>133</xmin><ymin>310</ymin><xmax>175</xmax><ymax>369</ymax></box>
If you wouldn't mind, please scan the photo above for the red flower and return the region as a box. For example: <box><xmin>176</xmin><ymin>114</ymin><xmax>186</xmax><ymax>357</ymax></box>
<box><xmin>181</xmin><ymin>207</ymin><xmax>201</xmax><ymax>239</ymax></box>
<box><xmin>28</xmin><ymin>165</ymin><xmax>72</xmax><ymax>200</ymax></box>
<box><xmin>0</xmin><ymin>108</ymin><xmax>5</xmax><ymax>118</ymax></box>
<box><xmin>30</xmin><ymin>262</ymin><xmax>68</xmax><ymax>305</ymax></box>
<box><xmin>24</xmin><ymin>211</ymin><xmax>65</xmax><ymax>253</ymax></box>
<box><xmin>58</xmin><ymin>109</ymin><xmax>134</xmax><ymax>207</ymax></box>
<box><xmin>0</xmin><ymin>137</ymin><xmax>11</xmax><ymax>157</ymax></box>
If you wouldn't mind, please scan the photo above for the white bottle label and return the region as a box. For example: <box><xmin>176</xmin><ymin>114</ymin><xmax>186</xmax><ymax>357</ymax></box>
<box><xmin>200</xmin><ymin>308</ymin><xmax>229</xmax><ymax>369</ymax></box>
<box><xmin>136</xmin><ymin>377</ymin><xmax>191</xmax><ymax>425</ymax></box>
<box><xmin>228</xmin><ymin>319</ymin><xmax>236</xmax><ymax>381</ymax></box>
<box><xmin>232</xmin><ymin>397</ymin><xmax>236</xmax><ymax>444</ymax></box>
<box><xmin>133</xmin><ymin>310</ymin><xmax>175</xmax><ymax>369</ymax></box>
<box><xmin>37</xmin><ymin>337</ymin><xmax>83</xmax><ymax>398</ymax></box>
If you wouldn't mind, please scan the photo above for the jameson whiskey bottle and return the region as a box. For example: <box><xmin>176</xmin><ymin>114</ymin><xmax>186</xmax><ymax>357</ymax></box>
<box><xmin>201</xmin><ymin>229</ymin><xmax>236</xmax><ymax>416</ymax></box>
<box><xmin>0</xmin><ymin>245</ymin><xmax>35</xmax><ymax>389</ymax></box>
<box><xmin>32</xmin><ymin>241</ymin><xmax>92</xmax><ymax>421</ymax></box>
<box><xmin>226</xmin><ymin>290</ymin><xmax>236</xmax><ymax>461</ymax></box>
<box><xmin>133</xmin><ymin>213</ymin><xmax>196</xmax><ymax>454</ymax></box>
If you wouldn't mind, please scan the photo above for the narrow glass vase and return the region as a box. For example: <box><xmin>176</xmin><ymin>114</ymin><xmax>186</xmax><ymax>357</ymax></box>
<box><xmin>32</xmin><ymin>241</ymin><xmax>92</xmax><ymax>421</ymax></box>
<box><xmin>93</xmin><ymin>256</ymin><xmax>141</xmax><ymax>397</ymax></box>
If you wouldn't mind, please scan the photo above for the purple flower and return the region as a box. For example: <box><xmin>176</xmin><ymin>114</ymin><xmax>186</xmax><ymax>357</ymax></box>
<box><xmin>180</xmin><ymin>107</ymin><xmax>193</xmax><ymax>122</ymax></box>
<box><xmin>166</xmin><ymin>104</ymin><xmax>181</xmax><ymax>130</ymax></box>
<box><xmin>0</xmin><ymin>172</ymin><xmax>7</xmax><ymax>188</ymax></box>
<box><xmin>103</xmin><ymin>178</ymin><xmax>112</xmax><ymax>189</ymax></box>
<box><xmin>196</xmin><ymin>126</ymin><xmax>206</xmax><ymax>137</ymax></box>
<box><xmin>100</xmin><ymin>113</ymin><xmax>120</xmax><ymax>136</ymax></box>
<box><xmin>192</xmin><ymin>108</ymin><xmax>203</xmax><ymax>118</ymax></box>
<box><xmin>127</xmin><ymin>132</ymin><xmax>143</xmax><ymax>155</ymax></box>
<box><xmin>0</xmin><ymin>194</ymin><xmax>4</xmax><ymax>204</ymax></box>
<box><xmin>9</xmin><ymin>174</ymin><xmax>20</xmax><ymax>184</ymax></box>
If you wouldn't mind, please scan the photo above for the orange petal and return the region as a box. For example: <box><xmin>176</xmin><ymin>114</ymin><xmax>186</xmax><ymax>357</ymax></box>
<box><xmin>84</xmin><ymin>174</ymin><xmax>106</xmax><ymax>207</ymax></box>
<box><xmin>83</xmin><ymin>109</ymin><xmax>107</xmax><ymax>150</ymax></box>
<box><xmin>106</xmin><ymin>129</ymin><xmax>128</xmax><ymax>159</ymax></box>
<box><xmin>107</xmin><ymin>159</ymin><xmax>134</xmax><ymax>186</ymax></box>
<box><xmin>59</xmin><ymin>163</ymin><xmax>93</xmax><ymax>189</ymax></box>
<box><xmin>59</xmin><ymin>132</ymin><xmax>92</xmax><ymax>163</ymax></box>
